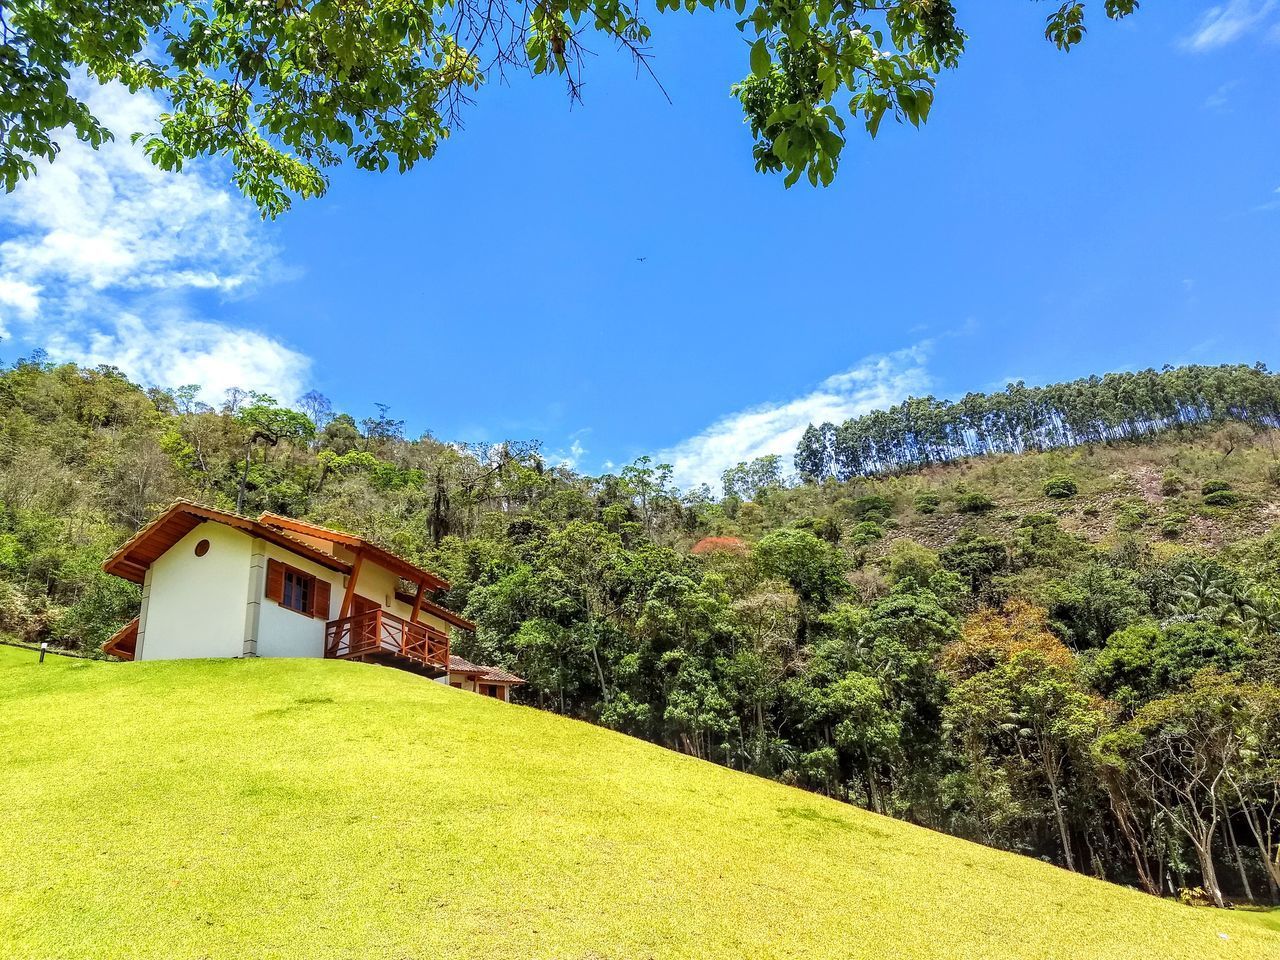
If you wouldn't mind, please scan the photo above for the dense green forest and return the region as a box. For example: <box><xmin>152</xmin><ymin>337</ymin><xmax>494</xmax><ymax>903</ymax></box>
<box><xmin>2</xmin><ymin>356</ymin><xmax>1278</xmax><ymax>909</ymax></box>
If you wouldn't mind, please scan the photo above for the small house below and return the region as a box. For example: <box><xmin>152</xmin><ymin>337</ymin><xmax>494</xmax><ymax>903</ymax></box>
<box><xmin>443</xmin><ymin>655</ymin><xmax>527</xmax><ymax>703</ymax></box>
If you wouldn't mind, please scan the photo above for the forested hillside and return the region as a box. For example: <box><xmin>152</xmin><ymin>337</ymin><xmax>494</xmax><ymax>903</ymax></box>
<box><xmin>2</xmin><ymin>355</ymin><xmax>1279</xmax><ymax>909</ymax></box>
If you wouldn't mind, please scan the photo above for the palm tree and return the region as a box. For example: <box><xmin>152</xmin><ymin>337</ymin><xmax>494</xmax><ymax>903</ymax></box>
<box><xmin>1171</xmin><ymin>565</ymin><xmax>1232</xmax><ymax>619</ymax></box>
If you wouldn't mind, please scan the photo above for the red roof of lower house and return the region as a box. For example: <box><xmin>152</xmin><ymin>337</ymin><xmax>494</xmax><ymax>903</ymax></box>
<box><xmin>448</xmin><ymin>655</ymin><xmax>525</xmax><ymax>685</ymax></box>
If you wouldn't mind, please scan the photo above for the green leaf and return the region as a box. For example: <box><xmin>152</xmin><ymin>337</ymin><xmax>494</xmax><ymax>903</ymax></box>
<box><xmin>750</xmin><ymin>38</ymin><xmax>771</xmax><ymax>77</ymax></box>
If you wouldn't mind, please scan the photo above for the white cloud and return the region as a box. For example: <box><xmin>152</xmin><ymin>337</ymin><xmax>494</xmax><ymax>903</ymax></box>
<box><xmin>657</xmin><ymin>346</ymin><xmax>931</xmax><ymax>490</ymax></box>
<box><xmin>47</xmin><ymin>310</ymin><xmax>310</xmax><ymax>403</ymax></box>
<box><xmin>1182</xmin><ymin>1</ymin><xmax>1277</xmax><ymax>51</ymax></box>
<box><xmin>548</xmin><ymin>430</ymin><xmax>590</xmax><ymax>470</ymax></box>
<box><xmin>0</xmin><ymin>79</ymin><xmax>306</xmax><ymax>402</ymax></box>
<box><xmin>0</xmin><ymin>278</ymin><xmax>40</xmax><ymax>328</ymax></box>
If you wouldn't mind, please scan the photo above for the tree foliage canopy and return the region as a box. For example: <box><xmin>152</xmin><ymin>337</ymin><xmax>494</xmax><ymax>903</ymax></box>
<box><xmin>3</xmin><ymin>0</ymin><xmax>1141</xmax><ymax>213</ymax></box>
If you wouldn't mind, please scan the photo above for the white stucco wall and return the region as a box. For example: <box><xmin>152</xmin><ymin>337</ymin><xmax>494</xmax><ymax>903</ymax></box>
<box><xmin>255</xmin><ymin>543</ymin><xmax>341</xmax><ymax>658</ymax></box>
<box><xmin>352</xmin><ymin>561</ymin><xmax>399</xmax><ymax>610</ymax></box>
<box><xmin>435</xmin><ymin>673</ymin><xmax>512</xmax><ymax>702</ymax></box>
<box><xmin>138</xmin><ymin>522</ymin><xmax>251</xmax><ymax>660</ymax></box>
<box><xmin>435</xmin><ymin>674</ymin><xmax>478</xmax><ymax>692</ymax></box>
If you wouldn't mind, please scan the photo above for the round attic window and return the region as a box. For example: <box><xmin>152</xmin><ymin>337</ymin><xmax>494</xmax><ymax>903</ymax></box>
<box><xmin>194</xmin><ymin>539</ymin><xmax>211</xmax><ymax>557</ymax></box>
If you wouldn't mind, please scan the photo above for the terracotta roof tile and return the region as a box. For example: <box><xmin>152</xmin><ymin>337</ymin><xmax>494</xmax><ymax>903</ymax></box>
<box><xmin>258</xmin><ymin>512</ymin><xmax>450</xmax><ymax>591</ymax></box>
<box><xmin>103</xmin><ymin>500</ymin><xmax>351</xmax><ymax>584</ymax></box>
<box><xmin>448</xmin><ymin>654</ymin><xmax>525</xmax><ymax>684</ymax></box>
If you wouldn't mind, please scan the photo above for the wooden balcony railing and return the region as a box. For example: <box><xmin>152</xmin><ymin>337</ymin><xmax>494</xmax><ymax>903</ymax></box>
<box><xmin>325</xmin><ymin>608</ymin><xmax>449</xmax><ymax>672</ymax></box>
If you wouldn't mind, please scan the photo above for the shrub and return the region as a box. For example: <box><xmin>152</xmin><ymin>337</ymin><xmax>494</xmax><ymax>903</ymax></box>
<box><xmin>1161</xmin><ymin>511</ymin><xmax>1188</xmax><ymax>539</ymax></box>
<box><xmin>1114</xmin><ymin>500</ymin><xmax>1149</xmax><ymax>531</ymax></box>
<box><xmin>1202</xmin><ymin>490</ymin><xmax>1239</xmax><ymax>507</ymax></box>
<box><xmin>1179</xmin><ymin>887</ymin><xmax>1214</xmax><ymax>908</ymax></box>
<box><xmin>0</xmin><ymin>580</ymin><xmax>37</xmax><ymax>640</ymax></box>
<box><xmin>1201</xmin><ymin>480</ymin><xmax>1231</xmax><ymax>495</ymax></box>
<box><xmin>850</xmin><ymin>495</ymin><xmax>893</xmax><ymax>522</ymax></box>
<box><xmin>849</xmin><ymin>521</ymin><xmax>884</xmax><ymax>547</ymax></box>
<box><xmin>1160</xmin><ymin>471</ymin><xmax>1182</xmax><ymax>496</ymax></box>
<box><xmin>793</xmin><ymin>516</ymin><xmax>842</xmax><ymax>545</ymax></box>
<box><xmin>1019</xmin><ymin>512</ymin><xmax>1058</xmax><ymax>529</ymax></box>
<box><xmin>798</xmin><ymin>746</ymin><xmax>840</xmax><ymax>792</ymax></box>
<box><xmin>886</xmin><ymin>540</ymin><xmax>942</xmax><ymax>589</ymax></box>
<box><xmin>955</xmin><ymin>492</ymin><xmax>995</xmax><ymax>514</ymax></box>
<box><xmin>913</xmin><ymin>492</ymin><xmax>941</xmax><ymax>515</ymax></box>
<box><xmin>1042</xmin><ymin>475</ymin><xmax>1078</xmax><ymax>499</ymax></box>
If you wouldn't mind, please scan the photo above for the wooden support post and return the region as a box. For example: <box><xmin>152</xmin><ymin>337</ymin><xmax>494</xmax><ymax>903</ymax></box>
<box><xmin>410</xmin><ymin>578</ymin><xmax>425</xmax><ymax>624</ymax></box>
<box><xmin>340</xmin><ymin>550</ymin><xmax>364</xmax><ymax>619</ymax></box>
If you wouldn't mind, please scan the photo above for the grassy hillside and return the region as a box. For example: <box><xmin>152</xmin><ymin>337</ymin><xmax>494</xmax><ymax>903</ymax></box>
<box><xmin>734</xmin><ymin>426</ymin><xmax>1280</xmax><ymax>556</ymax></box>
<box><xmin>1</xmin><ymin>647</ymin><xmax>1276</xmax><ymax>960</ymax></box>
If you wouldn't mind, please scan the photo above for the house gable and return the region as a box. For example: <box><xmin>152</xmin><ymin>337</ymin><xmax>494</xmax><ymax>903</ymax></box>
<box><xmin>140</xmin><ymin>521</ymin><xmax>254</xmax><ymax>660</ymax></box>
<box><xmin>104</xmin><ymin>501</ymin><xmax>350</xmax><ymax>585</ymax></box>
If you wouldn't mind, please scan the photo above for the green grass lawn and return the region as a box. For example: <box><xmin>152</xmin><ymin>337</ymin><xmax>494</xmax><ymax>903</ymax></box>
<box><xmin>1</xmin><ymin>646</ymin><xmax>1276</xmax><ymax>960</ymax></box>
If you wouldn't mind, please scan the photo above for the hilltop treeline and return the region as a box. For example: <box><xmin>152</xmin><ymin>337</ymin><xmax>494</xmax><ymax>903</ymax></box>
<box><xmin>797</xmin><ymin>364</ymin><xmax>1280</xmax><ymax>479</ymax></box>
<box><xmin>2</xmin><ymin>354</ymin><xmax>1279</xmax><ymax>909</ymax></box>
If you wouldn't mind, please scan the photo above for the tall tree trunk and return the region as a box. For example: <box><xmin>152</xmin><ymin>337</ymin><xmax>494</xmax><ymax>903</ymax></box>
<box><xmin>1049</xmin><ymin>787</ymin><xmax>1076</xmax><ymax>872</ymax></box>
<box><xmin>590</xmin><ymin>642</ymin><xmax>609</xmax><ymax>704</ymax></box>
<box><xmin>236</xmin><ymin>445</ymin><xmax>252</xmax><ymax>514</ymax></box>
<box><xmin>1193</xmin><ymin>818</ymin><xmax>1226</xmax><ymax>908</ymax></box>
<box><xmin>1198</xmin><ymin>844</ymin><xmax>1225</xmax><ymax>907</ymax></box>
<box><xmin>1227</xmin><ymin>818</ymin><xmax>1255</xmax><ymax>904</ymax></box>
<box><xmin>1235</xmin><ymin>788</ymin><xmax>1280</xmax><ymax>900</ymax></box>
<box><xmin>1105</xmin><ymin>788</ymin><xmax>1159</xmax><ymax>895</ymax></box>
<box><xmin>1041</xmin><ymin>745</ymin><xmax>1076</xmax><ymax>871</ymax></box>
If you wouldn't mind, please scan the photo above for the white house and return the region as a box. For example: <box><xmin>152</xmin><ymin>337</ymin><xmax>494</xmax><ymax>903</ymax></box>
<box><xmin>101</xmin><ymin>500</ymin><xmax>525</xmax><ymax>702</ymax></box>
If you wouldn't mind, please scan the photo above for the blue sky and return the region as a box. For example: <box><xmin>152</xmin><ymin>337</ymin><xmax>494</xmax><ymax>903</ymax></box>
<box><xmin>1</xmin><ymin>2</ymin><xmax>1278</xmax><ymax>488</ymax></box>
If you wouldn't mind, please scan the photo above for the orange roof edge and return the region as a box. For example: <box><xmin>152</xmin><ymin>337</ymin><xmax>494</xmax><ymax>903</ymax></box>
<box><xmin>103</xmin><ymin>617</ymin><xmax>139</xmax><ymax>660</ymax></box>
<box><xmin>258</xmin><ymin>513</ymin><xmax>450</xmax><ymax>592</ymax></box>
<box><xmin>257</xmin><ymin>512</ymin><xmax>363</xmax><ymax>547</ymax></box>
<box><xmin>103</xmin><ymin>500</ymin><xmax>352</xmax><ymax>584</ymax></box>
